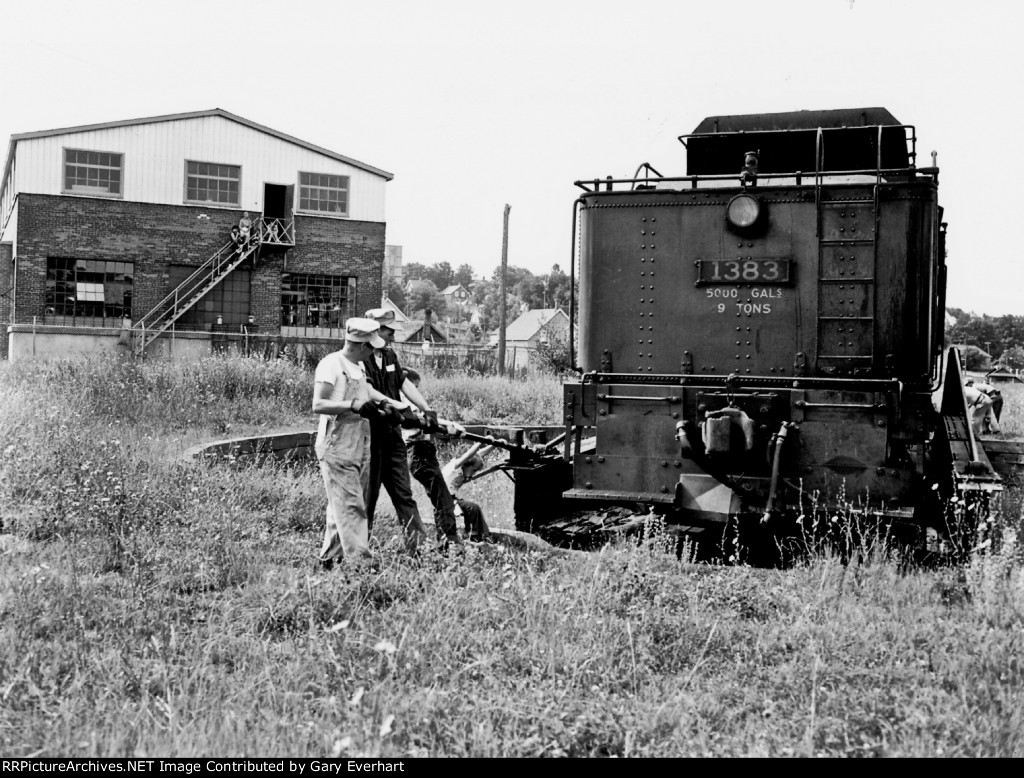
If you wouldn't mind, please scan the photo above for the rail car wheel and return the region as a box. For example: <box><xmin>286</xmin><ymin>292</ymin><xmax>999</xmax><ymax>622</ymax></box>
<box><xmin>717</xmin><ymin>512</ymin><xmax>806</xmax><ymax>568</ymax></box>
<box><xmin>909</xmin><ymin>476</ymin><xmax>998</xmax><ymax>568</ymax></box>
<box><xmin>941</xmin><ymin>488</ymin><xmax>995</xmax><ymax>565</ymax></box>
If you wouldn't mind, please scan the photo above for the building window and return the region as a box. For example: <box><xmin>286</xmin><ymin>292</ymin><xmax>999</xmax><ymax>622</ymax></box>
<box><xmin>298</xmin><ymin>172</ymin><xmax>349</xmax><ymax>215</ymax></box>
<box><xmin>63</xmin><ymin>149</ymin><xmax>123</xmax><ymax>196</ymax></box>
<box><xmin>45</xmin><ymin>258</ymin><xmax>133</xmax><ymax>325</ymax></box>
<box><xmin>168</xmin><ymin>265</ymin><xmax>250</xmax><ymax>330</ymax></box>
<box><xmin>185</xmin><ymin>161</ymin><xmax>241</xmax><ymax>205</ymax></box>
<box><xmin>281</xmin><ymin>273</ymin><xmax>356</xmax><ymax>336</ymax></box>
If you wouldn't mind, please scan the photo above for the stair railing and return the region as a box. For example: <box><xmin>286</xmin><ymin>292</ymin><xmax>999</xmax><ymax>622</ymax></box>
<box><xmin>129</xmin><ymin>235</ymin><xmax>261</xmax><ymax>356</ymax></box>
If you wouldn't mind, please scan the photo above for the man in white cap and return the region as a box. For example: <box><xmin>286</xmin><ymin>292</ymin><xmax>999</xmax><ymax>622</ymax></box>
<box><xmin>362</xmin><ymin>307</ymin><xmax>433</xmax><ymax>552</ymax></box>
<box><xmin>312</xmin><ymin>317</ymin><xmax>406</xmax><ymax>571</ymax></box>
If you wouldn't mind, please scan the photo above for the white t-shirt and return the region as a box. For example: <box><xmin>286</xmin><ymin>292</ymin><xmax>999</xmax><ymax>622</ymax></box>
<box><xmin>964</xmin><ymin>385</ymin><xmax>991</xmax><ymax>409</ymax></box>
<box><xmin>442</xmin><ymin>461</ymin><xmax>466</xmax><ymax>496</ymax></box>
<box><xmin>314</xmin><ymin>351</ymin><xmax>366</xmax><ymax>447</ymax></box>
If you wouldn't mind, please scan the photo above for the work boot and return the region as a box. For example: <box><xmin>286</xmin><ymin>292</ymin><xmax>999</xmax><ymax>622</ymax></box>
<box><xmin>436</xmin><ymin>534</ymin><xmax>464</xmax><ymax>555</ymax></box>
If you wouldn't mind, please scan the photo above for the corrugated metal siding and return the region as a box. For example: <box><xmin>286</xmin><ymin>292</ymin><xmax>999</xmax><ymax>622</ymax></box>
<box><xmin>9</xmin><ymin>116</ymin><xmax>387</xmax><ymax>221</ymax></box>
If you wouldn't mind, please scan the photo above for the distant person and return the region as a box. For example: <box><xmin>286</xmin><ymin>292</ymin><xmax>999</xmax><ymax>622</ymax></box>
<box><xmin>401</xmin><ymin>368</ymin><xmax>465</xmax><ymax>549</ymax></box>
<box><xmin>964</xmin><ymin>379</ymin><xmax>1001</xmax><ymax>435</ymax></box>
<box><xmin>238</xmin><ymin>212</ymin><xmax>253</xmax><ymax>246</ymax></box>
<box><xmin>230</xmin><ymin>225</ymin><xmax>242</xmax><ymax>253</ymax></box>
<box><xmin>442</xmin><ymin>442</ymin><xmax>494</xmax><ymax>543</ymax></box>
<box><xmin>974</xmin><ymin>378</ymin><xmax>1004</xmax><ymax>422</ymax></box>
<box><xmin>312</xmin><ymin>317</ymin><xmax>405</xmax><ymax>572</ymax></box>
<box><xmin>265</xmin><ymin>219</ymin><xmax>280</xmax><ymax>242</ymax></box>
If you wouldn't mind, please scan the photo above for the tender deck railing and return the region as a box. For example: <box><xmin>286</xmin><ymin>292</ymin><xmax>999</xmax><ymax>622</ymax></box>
<box><xmin>576</xmin><ymin>124</ymin><xmax>927</xmax><ymax>193</ymax></box>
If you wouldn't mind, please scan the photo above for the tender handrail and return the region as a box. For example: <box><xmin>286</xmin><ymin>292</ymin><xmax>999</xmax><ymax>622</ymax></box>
<box><xmin>678</xmin><ymin>122</ymin><xmax>916</xmax><ymax>145</ymax></box>
<box><xmin>630</xmin><ymin>163</ymin><xmax>663</xmax><ymax>190</ymax></box>
<box><xmin>573</xmin><ymin>166</ymin><xmax>931</xmax><ymax>193</ymax></box>
<box><xmin>579</xmin><ymin>124</ymin><xmax>921</xmax><ymax>193</ymax></box>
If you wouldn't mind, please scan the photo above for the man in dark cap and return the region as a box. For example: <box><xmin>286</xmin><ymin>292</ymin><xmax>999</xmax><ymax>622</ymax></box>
<box><xmin>362</xmin><ymin>307</ymin><xmax>432</xmax><ymax>553</ymax></box>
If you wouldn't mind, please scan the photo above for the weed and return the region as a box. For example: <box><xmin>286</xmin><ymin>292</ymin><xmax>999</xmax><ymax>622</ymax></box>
<box><xmin>1</xmin><ymin>357</ymin><xmax>1023</xmax><ymax>757</ymax></box>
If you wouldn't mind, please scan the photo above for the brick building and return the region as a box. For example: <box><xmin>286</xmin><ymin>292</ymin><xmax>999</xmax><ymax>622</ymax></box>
<box><xmin>0</xmin><ymin>109</ymin><xmax>393</xmax><ymax>360</ymax></box>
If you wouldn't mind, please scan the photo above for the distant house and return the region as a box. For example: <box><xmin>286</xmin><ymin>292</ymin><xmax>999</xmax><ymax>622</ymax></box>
<box><xmin>492</xmin><ymin>308</ymin><xmax>570</xmax><ymax>370</ymax></box>
<box><xmin>395</xmin><ymin>319</ymin><xmax>447</xmax><ymax>345</ymax></box>
<box><xmin>439</xmin><ymin>283</ymin><xmax>474</xmax><ymax>325</ymax></box>
<box><xmin>440</xmin><ymin>284</ymin><xmax>471</xmax><ymax>307</ymax></box>
<box><xmin>441</xmin><ymin>320</ymin><xmax>476</xmax><ymax>344</ymax></box>
<box><xmin>986</xmin><ymin>367</ymin><xmax>1023</xmax><ymax>383</ymax></box>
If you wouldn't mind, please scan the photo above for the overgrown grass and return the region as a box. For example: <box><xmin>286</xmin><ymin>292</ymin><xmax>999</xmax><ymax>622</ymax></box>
<box><xmin>1</xmin><ymin>355</ymin><xmax>1023</xmax><ymax>757</ymax></box>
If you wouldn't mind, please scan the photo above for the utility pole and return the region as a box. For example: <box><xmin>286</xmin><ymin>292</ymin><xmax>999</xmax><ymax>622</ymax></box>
<box><xmin>497</xmin><ymin>204</ymin><xmax>510</xmax><ymax>376</ymax></box>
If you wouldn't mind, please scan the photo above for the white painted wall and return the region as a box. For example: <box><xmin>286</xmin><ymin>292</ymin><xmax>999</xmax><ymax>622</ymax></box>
<box><xmin>5</xmin><ymin>115</ymin><xmax>388</xmax><ymax>224</ymax></box>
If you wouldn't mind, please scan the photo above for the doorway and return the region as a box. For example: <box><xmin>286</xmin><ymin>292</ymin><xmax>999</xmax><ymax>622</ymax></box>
<box><xmin>263</xmin><ymin>183</ymin><xmax>293</xmax><ymax>221</ymax></box>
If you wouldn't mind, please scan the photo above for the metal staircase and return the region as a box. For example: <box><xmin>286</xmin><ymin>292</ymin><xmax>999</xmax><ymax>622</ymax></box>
<box><xmin>127</xmin><ymin>216</ymin><xmax>296</xmax><ymax>357</ymax></box>
<box><xmin>127</xmin><ymin>238</ymin><xmax>259</xmax><ymax>356</ymax></box>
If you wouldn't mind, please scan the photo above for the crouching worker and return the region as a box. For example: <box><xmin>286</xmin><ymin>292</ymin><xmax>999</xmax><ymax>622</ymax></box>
<box><xmin>964</xmin><ymin>379</ymin><xmax>1001</xmax><ymax>435</ymax></box>
<box><xmin>442</xmin><ymin>442</ymin><xmax>494</xmax><ymax>543</ymax></box>
<box><xmin>401</xmin><ymin>368</ymin><xmax>465</xmax><ymax>548</ymax></box>
<box><xmin>312</xmin><ymin>318</ymin><xmax>408</xmax><ymax>572</ymax></box>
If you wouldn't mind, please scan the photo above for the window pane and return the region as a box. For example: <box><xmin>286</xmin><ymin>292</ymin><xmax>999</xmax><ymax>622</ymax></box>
<box><xmin>280</xmin><ymin>272</ymin><xmax>354</xmax><ymax>332</ymax></box>
<box><xmin>46</xmin><ymin>258</ymin><xmax>134</xmax><ymax>322</ymax></box>
<box><xmin>185</xmin><ymin>161</ymin><xmax>239</xmax><ymax>205</ymax></box>
<box><xmin>298</xmin><ymin>172</ymin><xmax>349</xmax><ymax>214</ymax></box>
<box><xmin>168</xmin><ymin>264</ymin><xmax>250</xmax><ymax>328</ymax></box>
<box><xmin>65</xmin><ymin>149</ymin><xmax>123</xmax><ymax>195</ymax></box>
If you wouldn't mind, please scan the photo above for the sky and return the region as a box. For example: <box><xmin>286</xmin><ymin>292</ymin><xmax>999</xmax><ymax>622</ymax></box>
<box><xmin>2</xmin><ymin>0</ymin><xmax>1021</xmax><ymax>315</ymax></box>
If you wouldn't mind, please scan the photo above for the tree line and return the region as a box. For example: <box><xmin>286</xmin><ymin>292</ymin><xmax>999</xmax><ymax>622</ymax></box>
<box><xmin>386</xmin><ymin>261</ymin><xmax>576</xmax><ymax>339</ymax></box>
<box><xmin>945</xmin><ymin>309</ymin><xmax>1024</xmax><ymax>370</ymax></box>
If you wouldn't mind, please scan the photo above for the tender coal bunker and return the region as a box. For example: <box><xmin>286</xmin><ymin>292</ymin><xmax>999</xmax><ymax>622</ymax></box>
<box><xmin>686</xmin><ymin>108</ymin><xmax>910</xmax><ymax>175</ymax></box>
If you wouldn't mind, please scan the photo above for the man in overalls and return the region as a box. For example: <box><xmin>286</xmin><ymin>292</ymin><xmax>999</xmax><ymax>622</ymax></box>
<box><xmin>312</xmin><ymin>318</ymin><xmax>405</xmax><ymax>571</ymax></box>
<box><xmin>362</xmin><ymin>308</ymin><xmax>432</xmax><ymax>554</ymax></box>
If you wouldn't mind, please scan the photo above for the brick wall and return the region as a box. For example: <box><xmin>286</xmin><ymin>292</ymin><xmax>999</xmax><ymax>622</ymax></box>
<box><xmin>12</xmin><ymin>194</ymin><xmax>385</xmax><ymax>332</ymax></box>
<box><xmin>0</xmin><ymin>242</ymin><xmax>12</xmax><ymax>360</ymax></box>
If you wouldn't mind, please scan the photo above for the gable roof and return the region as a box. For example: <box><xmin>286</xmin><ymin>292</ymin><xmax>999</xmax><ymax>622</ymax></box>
<box><xmin>440</xmin><ymin>284</ymin><xmax>469</xmax><ymax>296</ymax></box>
<box><xmin>2</xmin><ymin>108</ymin><xmax>393</xmax><ymax>202</ymax></box>
<box><xmin>380</xmin><ymin>296</ymin><xmax>409</xmax><ymax>323</ymax></box>
<box><xmin>395</xmin><ymin>321</ymin><xmax>447</xmax><ymax>344</ymax></box>
<box><xmin>504</xmin><ymin>308</ymin><xmax>568</xmax><ymax>341</ymax></box>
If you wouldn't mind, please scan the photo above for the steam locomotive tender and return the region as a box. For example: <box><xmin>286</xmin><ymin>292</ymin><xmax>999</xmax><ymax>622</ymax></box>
<box><xmin>516</xmin><ymin>108</ymin><xmax>999</xmax><ymax>555</ymax></box>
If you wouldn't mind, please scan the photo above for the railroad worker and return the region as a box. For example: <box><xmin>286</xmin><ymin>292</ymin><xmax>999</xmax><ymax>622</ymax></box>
<box><xmin>964</xmin><ymin>380</ymin><xmax>1001</xmax><ymax>435</ymax></box>
<box><xmin>312</xmin><ymin>317</ymin><xmax>402</xmax><ymax>571</ymax></box>
<box><xmin>401</xmin><ymin>368</ymin><xmax>465</xmax><ymax>549</ymax></box>
<box><xmin>442</xmin><ymin>442</ymin><xmax>494</xmax><ymax>543</ymax></box>
<box><xmin>975</xmin><ymin>378</ymin><xmax>1004</xmax><ymax>422</ymax></box>
<box><xmin>362</xmin><ymin>307</ymin><xmax>431</xmax><ymax>554</ymax></box>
